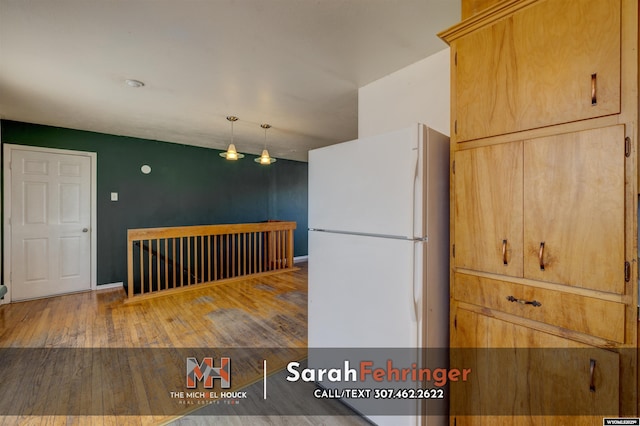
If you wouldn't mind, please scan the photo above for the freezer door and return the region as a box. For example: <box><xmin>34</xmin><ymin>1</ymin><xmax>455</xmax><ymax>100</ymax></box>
<box><xmin>308</xmin><ymin>124</ymin><xmax>426</xmax><ymax>238</ymax></box>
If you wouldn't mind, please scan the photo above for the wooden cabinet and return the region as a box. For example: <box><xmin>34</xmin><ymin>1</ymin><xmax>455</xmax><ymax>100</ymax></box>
<box><xmin>454</xmin><ymin>141</ymin><xmax>523</xmax><ymax>277</ymax></box>
<box><xmin>451</xmin><ymin>308</ymin><xmax>621</xmax><ymax>422</ymax></box>
<box><xmin>522</xmin><ymin>126</ymin><xmax>626</xmax><ymax>293</ymax></box>
<box><xmin>454</xmin><ymin>0</ymin><xmax>620</xmax><ymax>143</ymax></box>
<box><xmin>455</xmin><ymin>126</ymin><xmax>626</xmax><ymax>293</ymax></box>
<box><xmin>440</xmin><ymin>0</ymin><xmax>638</xmax><ymax>423</ymax></box>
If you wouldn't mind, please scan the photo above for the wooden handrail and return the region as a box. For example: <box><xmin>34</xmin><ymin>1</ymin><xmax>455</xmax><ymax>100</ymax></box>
<box><xmin>128</xmin><ymin>221</ymin><xmax>296</xmax><ymax>240</ymax></box>
<box><xmin>126</xmin><ymin>221</ymin><xmax>297</xmax><ymax>301</ymax></box>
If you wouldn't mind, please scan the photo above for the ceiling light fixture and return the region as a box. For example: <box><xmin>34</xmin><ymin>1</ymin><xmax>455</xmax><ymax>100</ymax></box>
<box><xmin>255</xmin><ymin>124</ymin><xmax>276</xmax><ymax>165</ymax></box>
<box><xmin>125</xmin><ymin>79</ymin><xmax>145</xmax><ymax>88</ymax></box>
<box><xmin>220</xmin><ymin>116</ymin><xmax>244</xmax><ymax>160</ymax></box>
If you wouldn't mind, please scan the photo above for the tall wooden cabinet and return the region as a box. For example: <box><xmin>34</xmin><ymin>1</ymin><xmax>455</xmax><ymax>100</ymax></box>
<box><xmin>439</xmin><ymin>0</ymin><xmax>638</xmax><ymax>423</ymax></box>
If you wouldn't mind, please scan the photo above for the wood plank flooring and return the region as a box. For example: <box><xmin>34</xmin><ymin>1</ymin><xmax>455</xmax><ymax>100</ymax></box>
<box><xmin>0</xmin><ymin>264</ymin><xmax>308</xmax><ymax>348</ymax></box>
<box><xmin>0</xmin><ymin>262</ymin><xmax>368</xmax><ymax>426</ymax></box>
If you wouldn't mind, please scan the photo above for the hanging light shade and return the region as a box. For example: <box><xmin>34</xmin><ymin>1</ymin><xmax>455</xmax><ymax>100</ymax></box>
<box><xmin>220</xmin><ymin>116</ymin><xmax>244</xmax><ymax>160</ymax></box>
<box><xmin>255</xmin><ymin>124</ymin><xmax>276</xmax><ymax>165</ymax></box>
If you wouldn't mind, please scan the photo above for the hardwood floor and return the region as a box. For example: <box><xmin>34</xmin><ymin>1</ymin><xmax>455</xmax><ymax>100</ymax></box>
<box><xmin>0</xmin><ymin>262</ymin><xmax>367</xmax><ymax>425</ymax></box>
<box><xmin>0</xmin><ymin>263</ymin><xmax>308</xmax><ymax>348</ymax></box>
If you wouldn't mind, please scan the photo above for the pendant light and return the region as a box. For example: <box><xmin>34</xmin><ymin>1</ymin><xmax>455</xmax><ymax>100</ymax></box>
<box><xmin>255</xmin><ymin>123</ymin><xmax>276</xmax><ymax>165</ymax></box>
<box><xmin>220</xmin><ymin>116</ymin><xmax>244</xmax><ymax>160</ymax></box>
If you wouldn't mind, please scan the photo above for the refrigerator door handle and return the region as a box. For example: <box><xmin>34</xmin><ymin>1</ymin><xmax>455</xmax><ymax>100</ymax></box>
<box><xmin>411</xmin><ymin>125</ymin><xmax>421</xmax><ymax>240</ymax></box>
<box><xmin>413</xmin><ymin>241</ymin><xmax>423</xmax><ymax>326</ymax></box>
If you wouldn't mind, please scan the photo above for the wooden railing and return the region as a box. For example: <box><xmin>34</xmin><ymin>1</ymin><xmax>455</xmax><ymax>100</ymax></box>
<box><xmin>126</xmin><ymin>221</ymin><xmax>296</xmax><ymax>300</ymax></box>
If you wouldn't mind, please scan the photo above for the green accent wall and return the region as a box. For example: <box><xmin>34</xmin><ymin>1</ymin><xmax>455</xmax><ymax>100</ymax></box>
<box><xmin>1</xmin><ymin>120</ymin><xmax>308</xmax><ymax>286</ymax></box>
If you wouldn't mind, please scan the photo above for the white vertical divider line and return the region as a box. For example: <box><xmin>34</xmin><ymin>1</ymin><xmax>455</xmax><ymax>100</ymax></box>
<box><xmin>263</xmin><ymin>359</ymin><xmax>267</xmax><ymax>399</ymax></box>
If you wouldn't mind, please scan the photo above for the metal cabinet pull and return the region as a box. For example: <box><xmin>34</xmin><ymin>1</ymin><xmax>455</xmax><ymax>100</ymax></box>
<box><xmin>591</xmin><ymin>73</ymin><xmax>597</xmax><ymax>105</ymax></box>
<box><xmin>538</xmin><ymin>242</ymin><xmax>545</xmax><ymax>270</ymax></box>
<box><xmin>502</xmin><ymin>239</ymin><xmax>508</xmax><ymax>265</ymax></box>
<box><xmin>589</xmin><ymin>359</ymin><xmax>596</xmax><ymax>392</ymax></box>
<box><xmin>506</xmin><ymin>295</ymin><xmax>542</xmax><ymax>307</ymax></box>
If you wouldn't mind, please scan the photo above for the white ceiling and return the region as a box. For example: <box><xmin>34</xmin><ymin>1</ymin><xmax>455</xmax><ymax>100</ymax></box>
<box><xmin>0</xmin><ymin>0</ymin><xmax>459</xmax><ymax>162</ymax></box>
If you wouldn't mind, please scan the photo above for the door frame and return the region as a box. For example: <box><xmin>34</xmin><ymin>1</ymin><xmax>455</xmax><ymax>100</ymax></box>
<box><xmin>2</xmin><ymin>144</ymin><xmax>97</xmax><ymax>303</ymax></box>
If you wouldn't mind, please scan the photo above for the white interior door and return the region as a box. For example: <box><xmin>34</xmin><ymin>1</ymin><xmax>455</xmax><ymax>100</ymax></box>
<box><xmin>10</xmin><ymin>148</ymin><xmax>92</xmax><ymax>300</ymax></box>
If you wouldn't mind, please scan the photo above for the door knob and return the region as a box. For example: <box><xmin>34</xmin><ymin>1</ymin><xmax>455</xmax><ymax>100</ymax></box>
<box><xmin>82</xmin><ymin>228</ymin><xmax>89</xmax><ymax>233</ymax></box>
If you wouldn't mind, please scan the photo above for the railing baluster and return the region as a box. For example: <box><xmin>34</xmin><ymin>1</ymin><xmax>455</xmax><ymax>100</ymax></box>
<box><xmin>162</xmin><ymin>238</ymin><xmax>169</xmax><ymax>288</ymax></box>
<box><xmin>232</xmin><ymin>233</ymin><xmax>236</xmax><ymax>277</ymax></box>
<box><xmin>172</xmin><ymin>238</ymin><xmax>176</xmax><ymax>288</ymax></box>
<box><xmin>139</xmin><ymin>239</ymin><xmax>144</xmax><ymax>295</ymax></box>
<box><xmin>179</xmin><ymin>237</ymin><xmax>184</xmax><ymax>287</ymax></box>
<box><xmin>193</xmin><ymin>236</ymin><xmax>198</xmax><ymax>284</ymax></box>
<box><xmin>258</xmin><ymin>231</ymin><xmax>263</xmax><ymax>272</ymax></box>
<box><xmin>279</xmin><ymin>231</ymin><xmax>284</xmax><ymax>269</ymax></box>
<box><xmin>259</xmin><ymin>231</ymin><xmax>263</xmax><ymax>273</ymax></box>
<box><xmin>280</xmin><ymin>230</ymin><xmax>284</xmax><ymax>269</ymax></box>
<box><xmin>251</xmin><ymin>232</ymin><xmax>255</xmax><ymax>274</ymax></box>
<box><xmin>192</xmin><ymin>236</ymin><xmax>196</xmax><ymax>284</ymax></box>
<box><xmin>213</xmin><ymin>234</ymin><xmax>218</xmax><ymax>280</ymax></box>
<box><xmin>199</xmin><ymin>235</ymin><xmax>203</xmax><ymax>283</ymax></box>
<box><xmin>154</xmin><ymin>239</ymin><xmax>159</xmax><ymax>291</ymax></box>
<box><xmin>126</xmin><ymin>222</ymin><xmax>296</xmax><ymax>298</ymax></box>
<box><xmin>147</xmin><ymin>239</ymin><xmax>152</xmax><ymax>293</ymax></box>
<box><xmin>272</xmin><ymin>230</ymin><xmax>276</xmax><ymax>270</ymax></box>
<box><xmin>282</xmin><ymin>231</ymin><xmax>287</xmax><ymax>268</ymax></box>
<box><xmin>275</xmin><ymin>230</ymin><xmax>280</xmax><ymax>269</ymax></box>
<box><xmin>199</xmin><ymin>236</ymin><xmax>202</xmax><ymax>282</ymax></box>
<box><xmin>207</xmin><ymin>235</ymin><xmax>211</xmax><ymax>282</ymax></box>
<box><xmin>273</xmin><ymin>231</ymin><xmax>278</xmax><ymax>270</ymax></box>
<box><xmin>242</xmin><ymin>233</ymin><xmax>246</xmax><ymax>276</ymax></box>
<box><xmin>225</xmin><ymin>234</ymin><xmax>228</xmax><ymax>278</ymax></box>
<box><xmin>188</xmin><ymin>236</ymin><xmax>193</xmax><ymax>285</ymax></box>
<box><xmin>287</xmin><ymin>229</ymin><xmax>294</xmax><ymax>269</ymax></box>
<box><xmin>127</xmin><ymin>236</ymin><xmax>134</xmax><ymax>298</ymax></box>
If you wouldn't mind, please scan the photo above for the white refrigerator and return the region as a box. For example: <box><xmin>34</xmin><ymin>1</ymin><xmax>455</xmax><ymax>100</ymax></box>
<box><xmin>308</xmin><ymin>123</ymin><xmax>450</xmax><ymax>426</ymax></box>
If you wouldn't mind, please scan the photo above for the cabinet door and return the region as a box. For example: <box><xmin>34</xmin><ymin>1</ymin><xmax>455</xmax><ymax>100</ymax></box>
<box><xmin>450</xmin><ymin>308</ymin><xmax>620</xmax><ymax>423</ymax></box>
<box><xmin>523</xmin><ymin>126</ymin><xmax>625</xmax><ymax>293</ymax></box>
<box><xmin>454</xmin><ymin>142</ymin><xmax>523</xmax><ymax>277</ymax></box>
<box><xmin>455</xmin><ymin>0</ymin><xmax>620</xmax><ymax>142</ymax></box>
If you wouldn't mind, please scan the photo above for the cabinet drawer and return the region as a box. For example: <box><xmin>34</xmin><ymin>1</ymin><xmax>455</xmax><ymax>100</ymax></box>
<box><xmin>453</xmin><ymin>273</ymin><xmax>625</xmax><ymax>343</ymax></box>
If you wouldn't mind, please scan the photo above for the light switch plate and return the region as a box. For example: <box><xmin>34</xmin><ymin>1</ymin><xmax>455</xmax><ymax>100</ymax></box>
<box><xmin>111</xmin><ymin>192</ymin><xmax>118</xmax><ymax>201</ymax></box>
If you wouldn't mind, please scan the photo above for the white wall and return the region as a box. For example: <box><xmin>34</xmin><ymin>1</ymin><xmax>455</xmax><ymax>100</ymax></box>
<box><xmin>358</xmin><ymin>48</ymin><xmax>450</xmax><ymax>138</ymax></box>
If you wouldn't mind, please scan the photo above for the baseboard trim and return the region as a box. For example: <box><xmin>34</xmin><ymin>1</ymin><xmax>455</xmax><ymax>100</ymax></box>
<box><xmin>293</xmin><ymin>255</ymin><xmax>308</xmax><ymax>263</ymax></box>
<box><xmin>96</xmin><ymin>282</ymin><xmax>124</xmax><ymax>290</ymax></box>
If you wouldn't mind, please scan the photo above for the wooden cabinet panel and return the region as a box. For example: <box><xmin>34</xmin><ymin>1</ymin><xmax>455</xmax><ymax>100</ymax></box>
<box><xmin>456</xmin><ymin>126</ymin><xmax>625</xmax><ymax>293</ymax></box>
<box><xmin>461</xmin><ymin>0</ymin><xmax>502</xmax><ymax>20</ymax></box>
<box><xmin>453</xmin><ymin>273</ymin><xmax>626</xmax><ymax>342</ymax></box>
<box><xmin>451</xmin><ymin>308</ymin><xmax>620</xmax><ymax>421</ymax></box>
<box><xmin>454</xmin><ymin>142</ymin><xmax>523</xmax><ymax>277</ymax></box>
<box><xmin>455</xmin><ymin>0</ymin><xmax>620</xmax><ymax>142</ymax></box>
<box><xmin>523</xmin><ymin>126</ymin><xmax>625</xmax><ymax>293</ymax></box>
